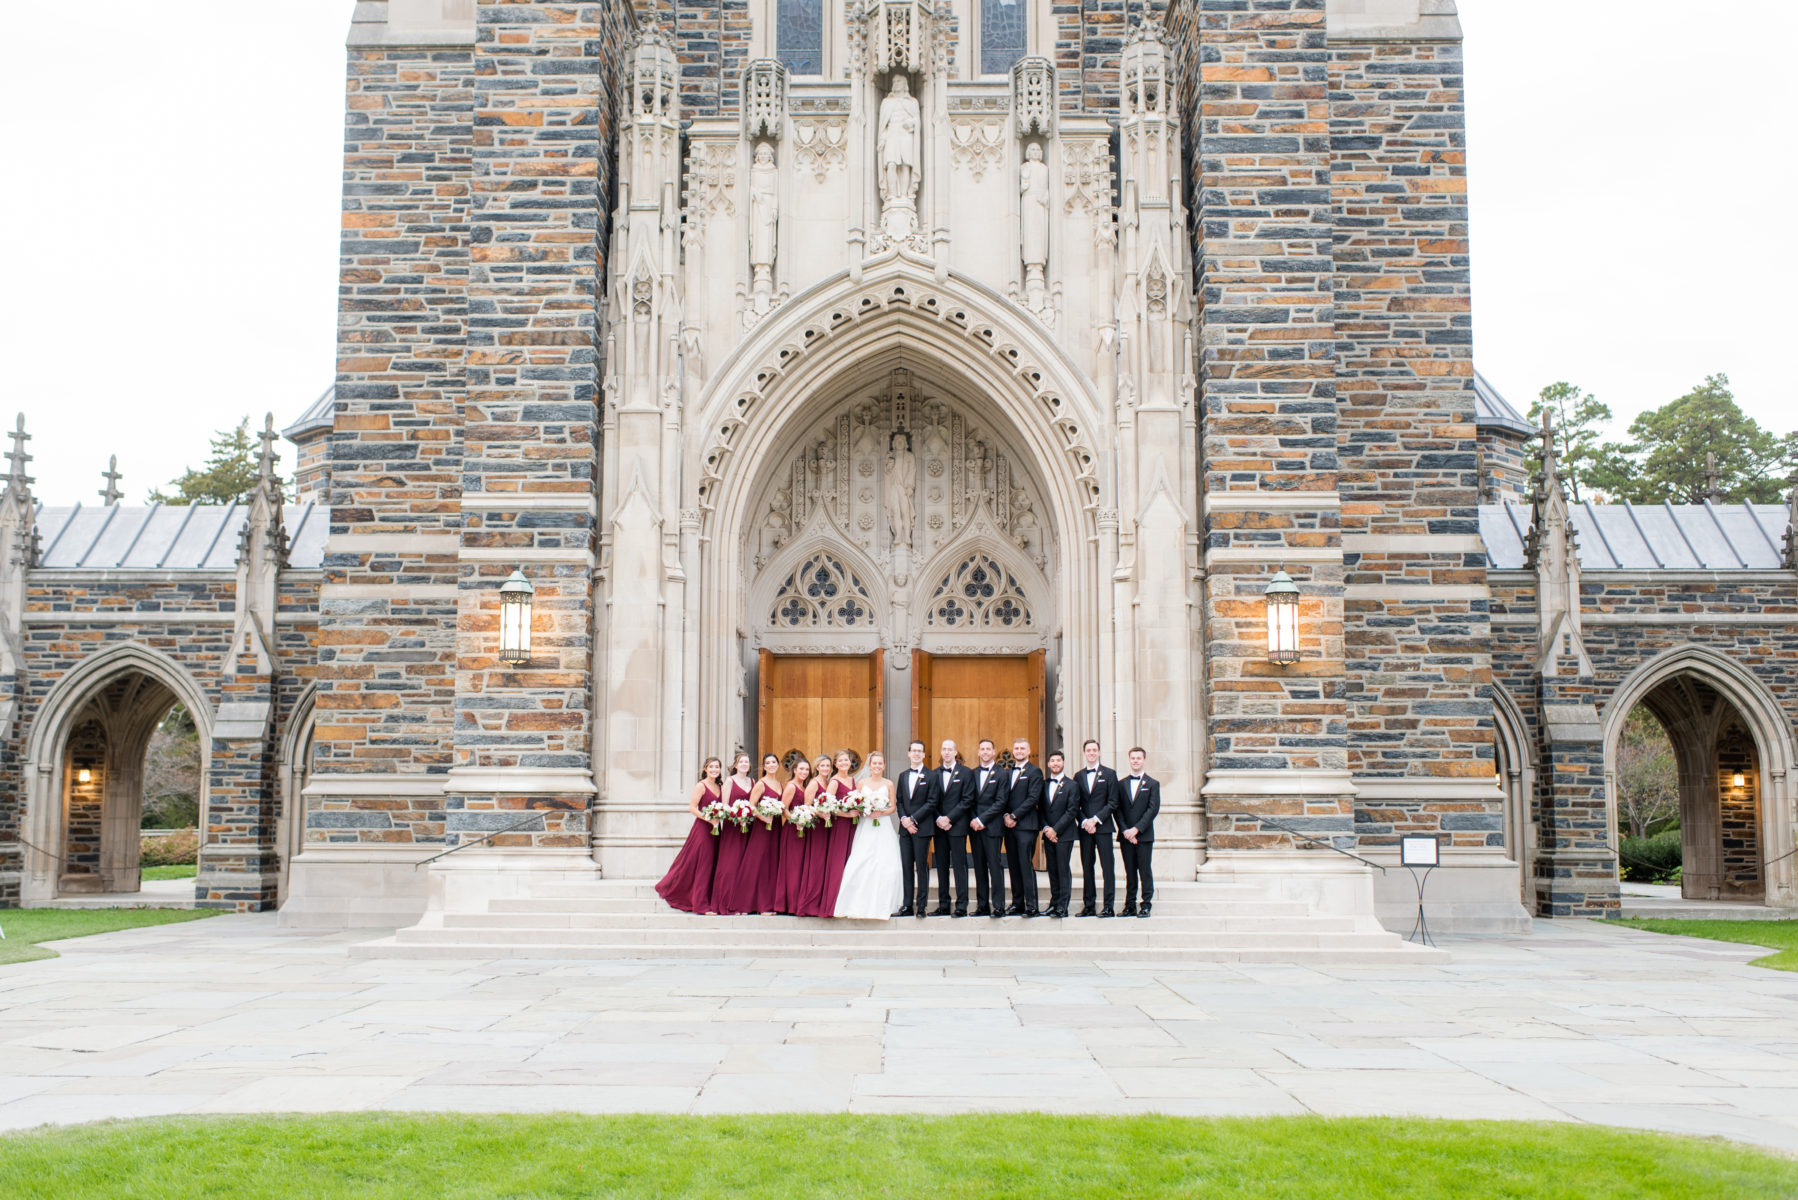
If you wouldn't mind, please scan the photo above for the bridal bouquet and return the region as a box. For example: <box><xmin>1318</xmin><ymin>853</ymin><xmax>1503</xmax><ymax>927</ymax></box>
<box><xmin>787</xmin><ymin>803</ymin><xmax>819</xmax><ymax>838</ymax></box>
<box><xmin>726</xmin><ymin>794</ymin><xmax>757</xmax><ymax>833</ymax></box>
<box><xmin>699</xmin><ymin>797</ymin><xmax>729</xmax><ymax>834</ymax></box>
<box><xmin>754</xmin><ymin>793</ymin><xmax>785</xmax><ymax>828</ymax></box>
<box><xmin>845</xmin><ymin>786</ymin><xmax>882</xmax><ymax>827</ymax></box>
<box><xmin>815</xmin><ymin>794</ymin><xmax>840</xmax><ymax>828</ymax></box>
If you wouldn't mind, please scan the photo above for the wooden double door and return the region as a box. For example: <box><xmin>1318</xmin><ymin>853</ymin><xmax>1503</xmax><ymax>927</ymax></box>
<box><xmin>756</xmin><ymin>649</ymin><xmax>1045</xmax><ymax>767</ymax></box>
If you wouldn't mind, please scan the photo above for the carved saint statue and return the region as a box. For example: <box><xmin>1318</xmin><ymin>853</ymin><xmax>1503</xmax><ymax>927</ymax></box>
<box><xmin>877</xmin><ymin>75</ymin><xmax>921</xmax><ymax>237</ymax></box>
<box><xmin>885</xmin><ymin>431</ymin><xmax>917</xmax><ymax>549</ymax></box>
<box><xmin>1019</xmin><ymin>142</ymin><xmax>1050</xmax><ymax>310</ymax></box>
<box><xmin>748</xmin><ymin>141</ymin><xmax>778</xmax><ymax>311</ymax></box>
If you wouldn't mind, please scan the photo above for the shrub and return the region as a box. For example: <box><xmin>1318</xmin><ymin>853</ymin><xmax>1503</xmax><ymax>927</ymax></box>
<box><xmin>140</xmin><ymin>828</ymin><xmax>199</xmax><ymax>868</ymax></box>
<box><xmin>1620</xmin><ymin>829</ymin><xmax>1682</xmax><ymax>883</ymax></box>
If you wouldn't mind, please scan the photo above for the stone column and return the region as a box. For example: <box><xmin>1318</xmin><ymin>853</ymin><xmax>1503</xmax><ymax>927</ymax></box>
<box><xmin>0</xmin><ymin>417</ymin><xmax>35</xmax><ymax>907</ymax></box>
<box><xmin>1187</xmin><ymin>2</ymin><xmax>1364</xmax><ymax>914</ymax></box>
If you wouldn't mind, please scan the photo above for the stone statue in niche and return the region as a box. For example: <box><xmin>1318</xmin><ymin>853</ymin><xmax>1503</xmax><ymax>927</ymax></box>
<box><xmin>748</xmin><ymin>141</ymin><xmax>778</xmax><ymax>313</ymax></box>
<box><xmin>877</xmin><ymin>74</ymin><xmax>921</xmax><ymax>239</ymax></box>
<box><xmin>885</xmin><ymin>431</ymin><xmax>917</xmax><ymax>549</ymax></box>
<box><xmin>1011</xmin><ymin>485</ymin><xmax>1041</xmax><ymax>560</ymax></box>
<box><xmin>758</xmin><ymin>485</ymin><xmax>791</xmax><ymax>565</ymax></box>
<box><xmin>1019</xmin><ymin>142</ymin><xmax>1049</xmax><ymax>311</ymax></box>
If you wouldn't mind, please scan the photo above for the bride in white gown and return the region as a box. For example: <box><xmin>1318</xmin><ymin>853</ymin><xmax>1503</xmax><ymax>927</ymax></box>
<box><xmin>832</xmin><ymin>752</ymin><xmax>904</xmax><ymax>920</ymax></box>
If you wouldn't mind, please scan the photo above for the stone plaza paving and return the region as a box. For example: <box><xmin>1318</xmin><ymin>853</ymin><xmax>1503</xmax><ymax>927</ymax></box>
<box><xmin>2</xmin><ymin>916</ymin><xmax>1797</xmax><ymax>1151</ymax></box>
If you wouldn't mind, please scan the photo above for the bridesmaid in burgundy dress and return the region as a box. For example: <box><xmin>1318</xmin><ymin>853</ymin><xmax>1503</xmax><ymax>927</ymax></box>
<box><xmin>793</xmin><ymin>754</ymin><xmax>836</xmax><ymax>917</ymax></box>
<box><xmin>710</xmin><ymin>753</ymin><xmax>758</xmax><ymax>916</ymax></box>
<box><xmin>772</xmin><ymin>757</ymin><xmax>812</xmax><ymax>915</ymax></box>
<box><xmin>817</xmin><ymin>749</ymin><xmax>860</xmax><ymax>915</ymax></box>
<box><xmin>655</xmin><ymin>756</ymin><xmax>723</xmax><ymax>914</ymax></box>
<box><xmin>743</xmin><ymin>753</ymin><xmax>785</xmax><ymax>914</ymax></box>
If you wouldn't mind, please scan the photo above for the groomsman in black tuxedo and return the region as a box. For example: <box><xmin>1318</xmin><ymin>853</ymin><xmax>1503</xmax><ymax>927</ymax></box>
<box><xmin>1039</xmin><ymin>751</ymin><xmax>1079</xmax><ymax>918</ymax></box>
<box><xmin>894</xmin><ymin>739</ymin><xmax>940</xmax><ymax>919</ymax></box>
<box><xmin>967</xmin><ymin>739</ymin><xmax>1008</xmax><ymax>917</ymax></box>
<box><xmin>932</xmin><ymin>739</ymin><xmax>974</xmax><ymax>916</ymax></box>
<box><xmin>1075</xmin><ymin>739</ymin><xmax>1119</xmax><ymax>917</ymax></box>
<box><xmin>1002</xmin><ymin>737</ymin><xmax>1045</xmax><ymax>917</ymax></box>
<box><xmin>1118</xmin><ymin>746</ymin><xmax>1160</xmax><ymax>917</ymax></box>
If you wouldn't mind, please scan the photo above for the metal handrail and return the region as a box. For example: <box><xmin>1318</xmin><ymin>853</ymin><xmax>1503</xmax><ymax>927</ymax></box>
<box><xmin>412</xmin><ymin>811</ymin><xmax>549</xmax><ymax>869</ymax></box>
<box><xmin>1208</xmin><ymin>809</ymin><xmax>1387</xmax><ymax>874</ymax></box>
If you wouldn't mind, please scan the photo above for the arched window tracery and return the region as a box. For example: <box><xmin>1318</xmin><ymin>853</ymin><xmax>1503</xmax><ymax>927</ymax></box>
<box><xmin>925</xmin><ymin>552</ymin><xmax>1032</xmax><ymax>629</ymax></box>
<box><xmin>767</xmin><ymin>552</ymin><xmax>875</xmax><ymax>628</ymax></box>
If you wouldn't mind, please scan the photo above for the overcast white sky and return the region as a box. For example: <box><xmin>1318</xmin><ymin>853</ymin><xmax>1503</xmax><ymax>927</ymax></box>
<box><xmin>4</xmin><ymin>2</ymin><xmax>1794</xmax><ymax>503</ymax></box>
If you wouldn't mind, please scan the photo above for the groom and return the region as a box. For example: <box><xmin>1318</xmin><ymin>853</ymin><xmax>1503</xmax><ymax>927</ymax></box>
<box><xmin>933</xmin><ymin>738</ymin><xmax>974</xmax><ymax>916</ymax></box>
<box><xmin>894</xmin><ymin>739</ymin><xmax>940</xmax><ymax>918</ymax></box>
<box><xmin>967</xmin><ymin>738</ymin><xmax>1007</xmax><ymax>917</ymax></box>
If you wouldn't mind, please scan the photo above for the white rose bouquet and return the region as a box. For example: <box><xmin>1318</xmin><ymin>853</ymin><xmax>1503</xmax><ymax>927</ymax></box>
<box><xmin>787</xmin><ymin>803</ymin><xmax>819</xmax><ymax>838</ymax></box>
<box><xmin>699</xmin><ymin>797</ymin><xmax>729</xmax><ymax>835</ymax></box>
<box><xmin>754</xmin><ymin>793</ymin><xmax>785</xmax><ymax>828</ymax></box>
<box><xmin>845</xmin><ymin>786</ymin><xmax>881</xmax><ymax>826</ymax></box>
<box><xmin>726</xmin><ymin>793</ymin><xmax>756</xmax><ymax>833</ymax></box>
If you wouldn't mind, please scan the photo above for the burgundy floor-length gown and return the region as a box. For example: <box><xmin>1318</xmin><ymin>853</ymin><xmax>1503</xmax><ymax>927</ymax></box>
<box><xmin>816</xmin><ymin>776</ymin><xmax>858</xmax><ymax>916</ymax></box>
<box><xmin>771</xmin><ymin>786</ymin><xmax>808</xmax><ymax>914</ymax></box>
<box><xmin>793</xmin><ymin>784</ymin><xmax>833</xmax><ymax>917</ymax></box>
<box><xmin>710</xmin><ymin>778</ymin><xmax>757</xmax><ymax>916</ymax></box>
<box><xmin>655</xmin><ymin>783</ymin><xmax>722</xmax><ymax>914</ymax></box>
<box><xmin>742</xmin><ymin>781</ymin><xmax>784</xmax><ymax>914</ymax></box>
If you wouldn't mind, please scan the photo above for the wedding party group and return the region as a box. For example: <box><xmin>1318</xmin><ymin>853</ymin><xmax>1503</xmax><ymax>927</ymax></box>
<box><xmin>654</xmin><ymin>738</ymin><xmax>1161</xmax><ymax>921</ymax></box>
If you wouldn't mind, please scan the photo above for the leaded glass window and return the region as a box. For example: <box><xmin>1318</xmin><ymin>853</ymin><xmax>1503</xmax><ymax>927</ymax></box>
<box><xmin>777</xmin><ymin>0</ymin><xmax>824</xmax><ymax>75</ymax></box>
<box><xmin>980</xmin><ymin>0</ymin><xmax>1026</xmax><ymax>76</ymax></box>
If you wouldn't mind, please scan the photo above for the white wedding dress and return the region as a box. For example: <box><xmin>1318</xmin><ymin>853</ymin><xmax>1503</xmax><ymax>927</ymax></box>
<box><xmin>832</xmin><ymin>781</ymin><xmax>904</xmax><ymax>920</ymax></box>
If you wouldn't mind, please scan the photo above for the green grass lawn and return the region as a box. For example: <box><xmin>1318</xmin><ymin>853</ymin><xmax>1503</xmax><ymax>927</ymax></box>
<box><xmin>1620</xmin><ymin>918</ymin><xmax>1798</xmax><ymax>971</ymax></box>
<box><xmin>0</xmin><ymin>908</ymin><xmax>215</xmax><ymax>966</ymax></box>
<box><xmin>141</xmin><ymin>864</ymin><xmax>197</xmax><ymax>881</ymax></box>
<box><xmin>0</xmin><ymin>1115</ymin><xmax>1793</xmax><ymax>1199</ymax></box>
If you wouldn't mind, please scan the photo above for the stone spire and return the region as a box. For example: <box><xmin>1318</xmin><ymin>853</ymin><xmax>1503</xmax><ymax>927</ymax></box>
<box><xmin>1526</xmin><ymin>408</ymin><xmax>1592</xmax><ymax>676</ymax></box>
<box><xmin>99</xmin><ymin>455</ymin><xmax>123</xmax><ymax>506</ymax></box>
<box><xmin>0</xmin><ymin>415</ymin><xmax>37</xmax><ymax>739</ymax></box>
<box><xmin>227</xmin><ymin>414</ymin><xmax>287</xmax><ymax>678</ymax></box>
<box><xmin>1784</xmin><ymin>485</ymin><xmax>1798</xmax><ymax>571</ymax></box>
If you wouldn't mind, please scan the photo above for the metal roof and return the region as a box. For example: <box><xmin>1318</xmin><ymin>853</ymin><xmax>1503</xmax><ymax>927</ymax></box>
<box><xmin>282</xmin><ymin>385</ymin><xmax>335</xmax><ymax>440</ymax></box>
<box><xmin>1481</xmin><ymin>502</ymin><xmax>1790</xmax><ymax>571</ymax></box>
<box><xmin>33</xmin><ymin>503</ymin><xmax>328</xmax><ymax>570</ymax></box>
<box><xmin>1473</xmin><ymin>371</ymin><xmax>1533</xmax><ymax>436</ymax></box>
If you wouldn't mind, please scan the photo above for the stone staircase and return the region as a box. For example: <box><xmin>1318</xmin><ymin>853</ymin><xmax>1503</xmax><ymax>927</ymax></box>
<box><xmin>351</xmin><ymin>877</ymin><xmax>1449</xmax><ymax>964</ymax></box>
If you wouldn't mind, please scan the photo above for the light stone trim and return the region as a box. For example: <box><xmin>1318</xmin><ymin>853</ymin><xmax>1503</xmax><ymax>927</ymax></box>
<box><xmin>442</xmin><ymin>767</ymin><xmax>599</xmax><ymax>795</ymax></box>
<box><xmin>1325</xmin><ymin>0</ymin><xmax>1463</xmax><ymax>42</ymax></box>
<box><xmin>1205</xmin><ymin>546</ymin><xmax>1342</xmax><ymax>564</ymax></box>
<box><xmin>459</xmin><ymin>494</ymin><xmax>598</xmax><ymax>514</ymax></box>
<box><xmin>1205</xmin><ymin>492</ymin><xmax>1342</xmax><ymax>511</ymax></box>
<box><xmin>27</xmin><ymin>570</ymin><xmax>233</xmax><ymax>585</ymax></box>
<box><xmin>1202</xmin><ymin>769</ymin><xmax>1359</xmax><ymax>797</ymax></box>
<box><xmin>1352</xmin><ymin>776</ymin><xmax>1505</xmax><ymax>802</ymax></box>
<box><xmin>457</xmin><ymin>547</ymin><xmax>597</xmax><ymax>566</ymax></box>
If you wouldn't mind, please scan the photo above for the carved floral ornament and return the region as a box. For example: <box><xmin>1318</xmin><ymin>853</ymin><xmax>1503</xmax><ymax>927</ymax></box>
<box><xmin>694</xmin><ymin>279</ymin><xmax>1102</xmax><ymax>528</ymax></box>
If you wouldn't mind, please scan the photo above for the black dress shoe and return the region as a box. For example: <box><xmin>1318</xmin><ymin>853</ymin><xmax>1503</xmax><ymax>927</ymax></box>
<box><xmin>1138</xmin><ymin>902</ymin><xmax>1151</xmax><ymax>918</ymax></box>
<box><xmin>952</xmin><ymin>909</ymin><xmax>967</xmax><ymax>918</ymax></box>
<box><xmin>1098</xmin><ymin>908</ymin><xmax>1115</xmax><ymax>919</ymax></box>
<box><xmin>1120</xmin><ymin>902</ymin><xmax>1138</xmax><ymax>917</ymax></box>
<box><xmin>972</xmin><ymin>906</ymin><xmax>990</xmax><ymax>917</ymax></box>
<box><xmin>1050</xmin><ymin>907</ymin><xmax>1065</xmax><ymax>919</ymax></box>
<box><xmin>1077</xmin><ymin>906</ymin><xmax>1096</xmax><ymax>918</ymax></box>
<box><xmin>989</xmin><ymin>910</ymin><xmax>1004</xmax><ymax>920</ymax></box>
<box><xmin>915</xmin><ymin>908</ymin><xmax>927</xmax><ymax>920</ymax></box>
<box><xmin>933</xmin><ymin>907</ymin><xmax>952</xmax><ymax>917</ymax></box>
<box><xmin>1003</xmin><ymin>905</ymin><xmax>1023</xmax><ymax>917</ymax></box>
<box><xmin>897</xmin><ymin>905</ymin><xmax>915</xmax><ymax>917</ymax></box>
<box><xmin>1023</xmin><ymin>908</ymin><xmax>1039</xmax><ymax>918</ymax></box>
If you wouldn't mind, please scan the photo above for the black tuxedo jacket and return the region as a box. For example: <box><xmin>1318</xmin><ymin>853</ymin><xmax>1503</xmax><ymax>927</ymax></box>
<box><xmin>1076</xmin><ymin>763</ymin><xmax>1118</xmax><ymax>833</ymax></box>
<box><xmin>895</xmin><ymin>767</ymin><xmax>940</xmax><ymax>832</ymax></box>
<box><xmin>1003</xmin><ymin>761</ymin><xmax>1045</xmax><ymax>830</ymax></box>
<box><xmin>970</xmin><ymin>761</ymin><xmax>1008</xmax><ymax>831</ymax></box>
<box><xmin>1116</xmin><ymin>772</ymin><xmax>1160</xmax><ymax>843</ymax></box>
<box><xmin>935</xmin><ymin>762</ymin><xmax>976</xmax><ymax>834</ymax></box>
<box><xmin>1041</xmin><ymin>775</ymin><xmax>1080</xmax><ymax>841</ymax></box>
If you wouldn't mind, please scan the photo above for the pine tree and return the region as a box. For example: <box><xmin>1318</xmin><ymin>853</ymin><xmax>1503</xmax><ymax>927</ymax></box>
<box><xmin>148</xmin><ymin>418</ymin><xmax>284</xmax><ymax>505</ymax></box>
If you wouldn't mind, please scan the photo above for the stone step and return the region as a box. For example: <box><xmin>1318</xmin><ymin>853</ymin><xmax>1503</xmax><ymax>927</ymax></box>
<box><xmin>484</xmin><ymin>897</ymin><xmax>1318</xmax><ymax>918</ymax></box>
<box><xmin>441</xmin><ymin>912</ymin><xmax>1360</xmax><ymax>934</ymax></box>
<box><xmin>1620</xmin><ymin>900</ymin><xmax>1791</xmax><ymax>922</ymax></box>
<box><xmin>351</xmin><ymin>937</ymin><xmax>1447</xmax><ymax>964</ymax></box>
<box><xmin>393</xmin><ymin>923</ymin><xmax>1393</xmax><ymax>950</ymax></box>
<box><xmin>522</xmin><ymin>880</ymin><xmax>1273</xmax><ymax>902</ymax></box>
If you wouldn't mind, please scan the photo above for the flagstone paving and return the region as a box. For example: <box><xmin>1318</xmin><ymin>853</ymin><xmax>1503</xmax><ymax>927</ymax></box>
<box><xmin>2</xmin><ymin>916</ymin><xmax>1796</xmax><ymax>1148</ymax></box>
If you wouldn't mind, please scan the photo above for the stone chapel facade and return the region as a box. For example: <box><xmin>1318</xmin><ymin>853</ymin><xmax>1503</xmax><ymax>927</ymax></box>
<box><xmin>3</xmin><ymin>0</ymin><xmax>1794</xmax><ymax>933</ymax></box>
